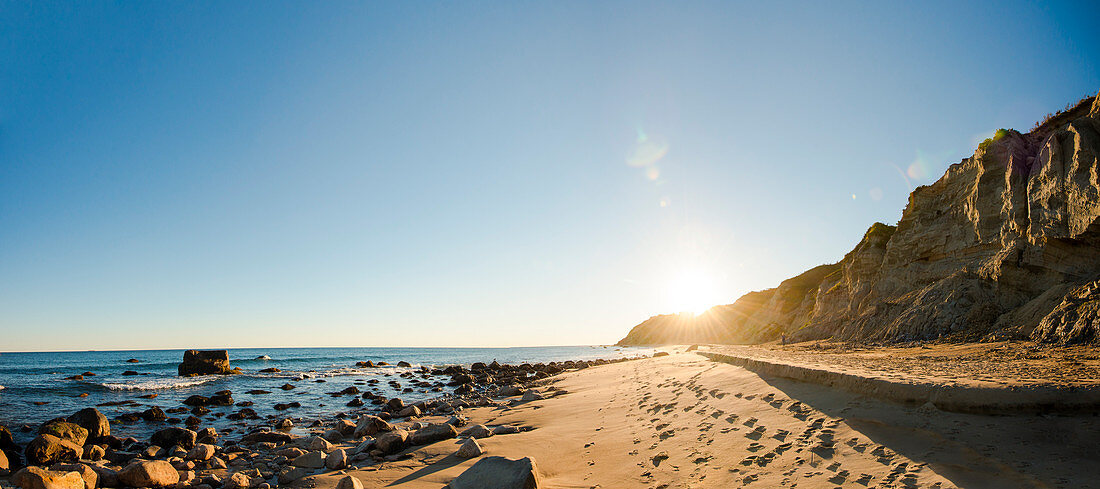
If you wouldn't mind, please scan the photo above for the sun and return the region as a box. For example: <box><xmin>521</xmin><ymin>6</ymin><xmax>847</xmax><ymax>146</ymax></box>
<box><xmin>663</xmin><ymin>268</ymin><xmax>724</xmax><ymax>315</ymax></box>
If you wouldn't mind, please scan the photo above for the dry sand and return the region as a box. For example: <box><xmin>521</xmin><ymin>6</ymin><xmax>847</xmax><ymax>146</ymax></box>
<box><xmin>307</xmin><ymin>351</ymin><xmax>1100</xmax><ymax>488</ymax></box>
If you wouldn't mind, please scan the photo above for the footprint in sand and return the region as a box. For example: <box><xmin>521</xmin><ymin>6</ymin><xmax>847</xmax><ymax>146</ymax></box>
<box><xmin>651</xmin><ymin>451</ymin><xmax>669</xmax><ymax>466</ymax></box>
<box><xmin>745</xmin><ymin>426</ymin><xmax>766</xmax><ymax>440</ymax></box>
<box><xmin>743</xmin><ymin>417</ymin><xmax>758</xmax><ymax>427</ymax></box>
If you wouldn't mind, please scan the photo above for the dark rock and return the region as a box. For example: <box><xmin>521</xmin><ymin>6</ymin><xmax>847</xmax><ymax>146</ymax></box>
<box><xmin>151</xmin><ymin>427</ymin><xmax>197</xmax><ymax>449</ymax></box>
<box><xmin>67</xmin><ymin>408</ymin><xmax>111</xmax><ymax>439</ymax></box>
<box><xmin>141</xmin><ymin>407</ymin><xmax>167</xmax><ymax>422</ymax></box>
<box><xmin>239</xmin><ymin>431</ymin><xmax>294</xmax><ymax>444</ymax></box>
<box><xmin>178</xmin><ymin>350</ymin><xmax>234</xmax><ymax>377</ymax></box>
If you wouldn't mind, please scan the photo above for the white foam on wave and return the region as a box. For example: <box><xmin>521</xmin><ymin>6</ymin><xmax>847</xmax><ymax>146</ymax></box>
<box><xmin>99</xmin><ymin>377</ymin><xmax>218</xmax><ymax>391</ymax></box>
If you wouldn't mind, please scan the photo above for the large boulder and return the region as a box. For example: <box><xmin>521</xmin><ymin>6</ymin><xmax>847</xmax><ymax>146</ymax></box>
<box><xmin>409</xmin><ymin>423</ymin><xmax>457</xmax><ymax>446</ymax></box>
<box><xmin>447</xmin><ymin>456</ymin><xmax>540</xmax><ymax>489</ymax></box>
<box><xmin>38</xmin><ymin>422</ymin><xmax>88</xmax><ymax>447</ymax></box>
<box><xmin>11</xmin><ymin>466</ymin><xmax>85</xmax><ymax>489</ymax></box>
<box><xmin>25</xmin><ymin>434</ymin><xmax>81</xmax><ymax>466</ymax></box>
<box><xmin>150</xmin><ymin>428</ymin><xmax>196</xmax><ymax>450</ymax></box>
<box><xmin>67</xmin><ymin>409</ymin><xmax>110</xmax><ymax>440</ymax></box>
<box><xmin>118</xmin><ymin>460</ymin><xmax>179</xmax><ymax>488</ymax></box>
<box><xmin>178</xmin><ymin>350</ymin><xmax>234</xmax><ymax>376</ymax></box>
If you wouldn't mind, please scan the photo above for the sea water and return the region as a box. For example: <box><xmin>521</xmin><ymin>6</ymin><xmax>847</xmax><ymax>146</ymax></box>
<box><xmin>0</xmin><ymin>345</ymin><xmax>654</xmax><ymax>444</ymax></box>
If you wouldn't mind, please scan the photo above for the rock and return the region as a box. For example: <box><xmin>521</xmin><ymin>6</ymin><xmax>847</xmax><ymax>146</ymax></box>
<box><xmin>120</xmin><ymin>371</ymin><xmax>139</xmax><ymax>376</ymax></box>
<box><xmin>151</xmin><ymin>427</ymin><xmax>197</xmax><ymax>449</ymax></box>
<box><xmin>240</xmin><ymin>431</ymin><xmax>294</xmax><ymax>444</ymax></box>
<box><xmin>25</xmin><ymin>434</ymin><xmax>82</xmax><ymax>466</ymax></box>
<box><xmin>11</xmin><ymin>466</ymin><xmax>86</xmax><ymax>489</ymax></box>
<box><xmin>396</xmin><ymin>361</ymin><xmax>412</xmax><ymax>368</ymax></box>
<box><xmin>652</xmin><ymin>351</ymin><xmax>669</xmax><ymax>357</ymax></box>
<box><xmin>492</xmin><ymin>426</ymin><xmax>521</xmax><ymax>435</ymax></box>
<box><xmin>374</xmin><ymin>430</ymin><xmax>408</xmax><ymax>455</ymax></box>
<box><xmin>308</xmin><ymin>437</ymin><xmax>333</xmax><ymax>453</ymax></box>
<box><xmin>118</xmin><ymin>460</ymin><xmax>180</xmax><ymax>488</ymax></box>
<box><xmin>334</xmin><ymin>419</ymin><xmax>356</xmax><ymax>436</ymax></box>
<box><xmin>325</xmin><ymin>449</ymin><xmax>347</xmax><ymax>470</ymax></box>
<box><xmin>498</xmin><ymin>385</ymin><xmax>525</xmax><ymax>397</ymax></box>
<box><xmin>141</xmin><ymin>407</ymin><xmax>167</xmax><ymax>422</ymax></box>
<box><xmin>352</xmin><ymin>415</ymin><xmax>393</xmax><ymax>438</ymax></box>
<box><xmin>196</xmin><ymin>427</ymin><xmax>218</xmax><ymax>444</ymax></box>
<box><xmin>447</xmin><ymin>456</ymin><xmax>540</xmax><ymax>489</ymax></box>
<box><xmin>49</xmin><ymin>464</ymin><xmax>97</xmax><ymax>489</ymax></box>
<box><xmin>67</xmin><ymin>409</ymin><xmax>110</xmax><ymax>439</ymax></box>
<box><xmin>455</xmin><ymin>438</ymin><xmax>483</xmax><ymax>458</ymax></box>
<box><xmin>460</xmin><ymin>425</ymin><xmax>494</xmax><ymax>439</ymax></box>
<box><xmin>335</xmin><ymin>475</ymin><xmax>363</xmax><ymax>489</ymax></box>
<box><xmin>0</xmin><ymin>449</ymin><xmax>9</xmax><ymax>475</ymax></box>
<box><xmin>178</xmin><ymin>350</ymin><xmax>234</xmax><ymax>377</ymax></box>
<box><xmin>520</xmin><ymin>390</ymin><xmax>543</xmax><ymax>402</ymax></box>
<box><xmin>186</xmin><ymin>444</ymin><xmax>216</xmax><ymax>461</ymax></box>
<box><xmin>227</xmin><ymin>472</ymin><xmax>251</xmax><ymax>489</ymax></box>
<box><xmin>397</xmin><ymin>405</ymin><xmax>421</xmax><ymax>418</ymax></box>
<box><xmin>38</xmin><ymin>421</ymin><xmax>89</xmax><ymax>447</ymax></box>
<box><xmin>83</xmin><ymin>445</ymin><xmax>105</xmax><ymax>461</ymax></box>
<box><xmin>385</xmin><ymin>398</ymin><xmax>404</xmax><ymax>411</ymax></box>
<box><xmin>291</xmin><ymin>451</ymin><xmax>324</xmax><ymax>469</ymax></box>
<box><xmin>277</xmin><ymin>467</ymin><xmax>309</xmax><ymax>485</ymax></box>
<box><xmin>90</xmin><ymin>466</ymin><xmax>118</xmax><ymax>488</ymax></box>
<box><xmin>275</xmin><ymin>419</ymin><xmax>293</xmax><ymax>430</ymax></box>
<box><xmin>409</xmin><ymin>424</ymin><xmax>457</xmax><ymax>446</ymax></box>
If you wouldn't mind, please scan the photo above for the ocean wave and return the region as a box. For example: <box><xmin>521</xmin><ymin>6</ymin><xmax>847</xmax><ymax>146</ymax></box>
<box><xmin>97</xmin><ymin>377</ymin><xmax>220</xmax><ymax>391</ymax></box>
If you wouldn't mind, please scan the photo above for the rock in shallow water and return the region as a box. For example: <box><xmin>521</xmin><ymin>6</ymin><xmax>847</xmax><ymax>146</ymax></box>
<box><xmin>178</xmin><ymin>350</ymin><xmax>235</xmax><ymax>377</ymax></box>
<box><xmin>67</xmin><ymin>408</ymin><xmax>110</xmax><ymax>440</ymax></box>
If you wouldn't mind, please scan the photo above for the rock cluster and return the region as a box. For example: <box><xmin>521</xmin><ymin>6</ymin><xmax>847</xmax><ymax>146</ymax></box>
<box><xmin>619</xmin><ymin>91</ymin><xmax>1100</xmax><ymax>345</ymax></box>
<box><xmin>2</xmin><ymin>352</ymin><xmax>651</xmax><ymax>489</ymax></box>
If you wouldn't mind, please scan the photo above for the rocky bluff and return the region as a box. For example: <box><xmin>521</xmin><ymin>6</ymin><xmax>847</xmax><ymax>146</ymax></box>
<box><xmin>620</xmin><ymin>91</ymin><xmax>1100</xmax><ymax>346</ymax></box>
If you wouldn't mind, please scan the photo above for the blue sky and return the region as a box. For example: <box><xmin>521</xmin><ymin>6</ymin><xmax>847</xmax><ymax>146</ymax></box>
<box><xmin>1</xmin><ymin>1</ymin><xmax>1098</xmax><ymax>351</ymax></box>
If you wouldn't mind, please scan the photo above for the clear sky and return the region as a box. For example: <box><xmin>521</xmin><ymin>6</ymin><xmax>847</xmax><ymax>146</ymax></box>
<box><xmin>1</xmin><ymin>1</ymin><xmax>1098</xmax><ymax>351</ymax></box>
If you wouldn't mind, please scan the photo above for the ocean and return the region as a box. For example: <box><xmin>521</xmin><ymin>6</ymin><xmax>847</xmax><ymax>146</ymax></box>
<box><xmin>0</xmin><ymin>345</ymin><xmax>654</xmax><ymax>445</ymax></box>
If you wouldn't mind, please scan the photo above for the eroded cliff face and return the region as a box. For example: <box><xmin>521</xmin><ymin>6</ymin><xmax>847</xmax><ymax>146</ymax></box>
<box><xmin>618</xmin><ymin>91</ymin><xmax>1100</xmax><ymax>346</ymax></box>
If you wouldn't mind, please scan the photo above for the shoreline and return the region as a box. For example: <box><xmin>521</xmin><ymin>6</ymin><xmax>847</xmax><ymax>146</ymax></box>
<box><xmin>5</xmin><ymin>347</ymin><xmax>1100</xmax><ymax>488</ymax></box>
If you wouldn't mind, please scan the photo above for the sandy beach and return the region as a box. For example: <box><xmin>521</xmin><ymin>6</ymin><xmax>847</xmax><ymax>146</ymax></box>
<box><xmin>298</xmin><ymin>349</ymin><xmax>1100</xmax><ymax>489</ymax></box>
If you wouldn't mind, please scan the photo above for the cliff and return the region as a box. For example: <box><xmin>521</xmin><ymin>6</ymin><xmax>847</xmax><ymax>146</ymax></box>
<box><xmin>619</xmin><ymin>90</ymin><xmax>1100</xmax><ymax>346</ymax></box>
